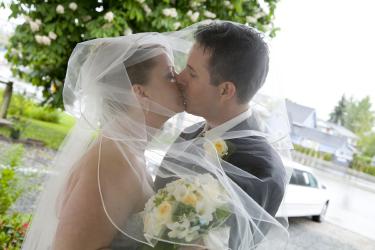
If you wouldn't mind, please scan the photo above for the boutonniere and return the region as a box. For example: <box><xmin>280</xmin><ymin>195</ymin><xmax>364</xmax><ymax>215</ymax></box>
<box><xmin>204</xmin><ymin>138</ymin><xmax>235</xmax><ymax>160</ymax></box>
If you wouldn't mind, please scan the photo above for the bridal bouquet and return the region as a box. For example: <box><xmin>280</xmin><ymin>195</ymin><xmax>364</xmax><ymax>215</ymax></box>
<box><xmin>143</xmin><ymin>174</ymin><xmax>231</xmax><ymax>249</ymax></box>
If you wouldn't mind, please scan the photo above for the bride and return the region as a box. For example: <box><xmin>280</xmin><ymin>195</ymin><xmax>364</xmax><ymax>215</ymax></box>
<box><xmin>22</xmin><ymin>21</ymin><xmax>292</xmax><ymax>250</ymax></box>
<box><xmin>22</xmin><ymin>33</ymin><xmax>185</xmax><ymax>249</ymax></box>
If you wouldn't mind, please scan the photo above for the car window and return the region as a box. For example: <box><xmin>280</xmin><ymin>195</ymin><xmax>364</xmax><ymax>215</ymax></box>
<box><xmin>307</xmin><ymin>173</ymin><xmax>318</xmax><ymax>188</ymax></box>
<box><xmin>290</xmin><ymin>169</ymin><xmax>317</xmax><ymax>187</ymax></box>
<box><xmin>289</xmin><ymin>170</ymin><xmax>298</xmax><ymax>185</ymax></box>
<box><xmin>292</xmin><ymin>169</ymin><xmax>309</xmax><ymax>186</ymax></box>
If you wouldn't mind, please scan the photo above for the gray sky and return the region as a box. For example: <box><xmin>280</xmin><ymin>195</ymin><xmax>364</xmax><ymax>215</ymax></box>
<box><xmin>264</xmin><ymin>0</ymin><xmax>375</xmax><ymax>120</ymax></box>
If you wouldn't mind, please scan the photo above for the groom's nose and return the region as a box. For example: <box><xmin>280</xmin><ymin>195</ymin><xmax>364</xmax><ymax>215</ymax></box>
<box><xmin>176</xmin><ymin>71</ymin><xmax>187</xmax><ymax>88</ymax></box>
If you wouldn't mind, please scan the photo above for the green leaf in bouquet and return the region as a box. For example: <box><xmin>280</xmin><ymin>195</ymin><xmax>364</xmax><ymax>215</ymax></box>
<box><xmin>172</xmin><ymin>202</ymin><xmax>195</xmax><ymax>222</ymax></box>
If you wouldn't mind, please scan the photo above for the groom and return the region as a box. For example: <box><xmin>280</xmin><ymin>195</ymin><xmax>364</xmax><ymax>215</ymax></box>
<box><xmin>155</xmin><ymin>21</ymin><xmax>287</xmax><ymax>247</ymax></box>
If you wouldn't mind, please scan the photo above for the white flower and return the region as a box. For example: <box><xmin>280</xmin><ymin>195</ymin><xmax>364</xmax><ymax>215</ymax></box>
<box><xmin>173</xmin><ymin>22</ymin><xmax>181</xmax><ymax>30</ymax></box>
<box><xmin>142</xmin><ymin>4</ymin><xmax>151</xmax><ymax>15</ymax></box>
<box><xmin>167</xmin><ymin>217</ymin><xmax>200</xmax><ymax>242</ymax></box>
<box><xmin>136</xmin><ymin>0</ymin><xmax>145</xmax><ymax>3</ymax></box>
<box><xmin>42</xmin><ymin>36</ymin><xmax>51</xmax><ymax>46</ymax></box>
<box><xmin>24</xmin><ymin>15</ymin><xmax>32</xmax><ymax>22</ymax></box>
<box><xmin>204</xmin><ymin>10</ymin><xmax>216</xmax><ymax>19</ymax></box>
<box><xmin>162</xmin><ymin>8</ymin><xmax>177</xmax><ymax>18</ymax></box>
<box><xmin>35</xmin><ymin>19</ymin><xmax>42</xmax><ymax>25</ymax></box>
<box><xmin>35</xmin><ymin>35</ymin><xmax>43</xmax><ymax>44</ymax></box>
<box><xmin>124</xmin><ymin>28</ymin><xmax>132</xmax><ymax>36</ymax></box>
<box><xmin>48</xmin><ymin>31</ymin><xmax>57</xmax><ymax>40</ymax></box>
<box><xmin>224</xmin><ymin>0</ymin><xmax>234</xmax><ymax>9</ymax></box>
<box><xmin>190</xmin><ymin>12</ymin><xmax>199</xmax><ymax>22</ymax></box>
<box><xmin>104</xmin><ymin>11</ymin><xmax>114</xmax><ymax>22</ymax></box>
<box><xmin>29</xmin><ymin>21</ymin><xmax>40</xmax><ymax>32</ymax></box>
<box><xmin>56</xmin><ymin>5</ymin><xmax>64</xmax><ymax>14</ymax></box>
<box><xmin>246</xmin><ymin>15</ymin><xmax>257</xmax><ymax>24</ymax></box>
<box><xmin>69</xmin><ymin>2</ymin><xmax>78</xmax><ymax>11</ymax></box>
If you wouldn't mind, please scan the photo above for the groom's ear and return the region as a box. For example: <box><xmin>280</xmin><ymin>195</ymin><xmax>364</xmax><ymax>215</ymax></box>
<box><xmin>132</xmin><ymin>84</ymin><xmax>149</xmax><ymax>98</ymax></box>
<box><xmin>219</xmin><ymin>81</ymin><xmax>236</xmax><ymax>102</ymax></box>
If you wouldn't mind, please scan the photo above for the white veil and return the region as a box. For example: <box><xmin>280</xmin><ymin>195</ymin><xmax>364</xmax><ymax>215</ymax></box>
<box><xmin>22</xmin><ymin>21</ymin><xmax>293</xmax><ymax>250</ymax></box>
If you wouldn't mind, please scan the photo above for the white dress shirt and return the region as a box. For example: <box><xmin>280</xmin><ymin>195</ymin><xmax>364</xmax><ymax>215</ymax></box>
<box><xmin>202</xmin><ymin>108</ymin><xmax>253</xmax><ymax>140</ymax></box>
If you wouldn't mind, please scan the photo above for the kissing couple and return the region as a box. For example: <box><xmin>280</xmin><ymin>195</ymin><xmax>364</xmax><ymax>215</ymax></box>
<box><xmin>22</xmin><ymin>20</ymin><xmax>292</xmax><ymax>250</ymax></box>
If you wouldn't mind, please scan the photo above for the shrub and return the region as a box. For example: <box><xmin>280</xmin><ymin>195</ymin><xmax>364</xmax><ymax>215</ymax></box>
<box><xmin>24</xmin><ymin>106</ymin><xmax>60</xmax><ymax>123</ymax></box>
<box><xmin>322</xmin><ymin>153</ymin><xmax>333</xmax><ymax>161</ymax></box>
<box><xmin>0</xmin><ymin>144</ymin><xmax>25</xmax><ymax>214</ymax></box>
<box><xmin>0</xmin><ymin>213</ymin><xmax>31</xmax><ymax>250</ymax></box>
<box><xmin>350</xmin><ymin>154</ymin><xmax>372</xmax><ymax>170</ymax></box>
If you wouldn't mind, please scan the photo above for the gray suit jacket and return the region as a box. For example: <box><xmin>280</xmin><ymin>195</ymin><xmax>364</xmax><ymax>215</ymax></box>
<box><xmin>154</xmin><ymin>116</ymin><xmax>287</xmax><ymax>248</ymax></box>
<box><xmin>155</xmin><ymin>116</ymin><xmax>286</xmax><ymax>215</ymax></box>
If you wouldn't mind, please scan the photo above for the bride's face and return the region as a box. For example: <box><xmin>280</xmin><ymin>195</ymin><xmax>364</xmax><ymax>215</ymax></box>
<box><xmin>143</xmin><ymin>53</ymin><xmax>185</xmax><ymax>114</ymax></box>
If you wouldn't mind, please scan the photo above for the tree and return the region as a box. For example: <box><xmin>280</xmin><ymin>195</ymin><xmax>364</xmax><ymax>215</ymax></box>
<box><xmin>3</xmin><ymin>0</ymin><xmax>280</xmax><ymax>107</ymax></box>
<box><xmin>358</xmin><ymin>132</ymin><xmax>375</xmax><ymax>158</ymax></box>
<box><xmin>329</xmin><ymin>95</ymin><xmax>347</xmax><ymax>126</ymax></box>
<box><xmin>329</xmin><ymin>96</ymin><xmax>375</xmax><ymax>136</ymax></box>
<box><xmin>344</xmin><ymin>96</ymin><xmax>375</xmax><ymax>136</ymax></box>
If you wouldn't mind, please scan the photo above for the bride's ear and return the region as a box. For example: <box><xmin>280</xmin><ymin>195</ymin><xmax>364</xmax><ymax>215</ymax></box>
<box><xmin>132</xmin><ymin>84</ymin><xmax>149</xmax><ymax>99</ymax></box>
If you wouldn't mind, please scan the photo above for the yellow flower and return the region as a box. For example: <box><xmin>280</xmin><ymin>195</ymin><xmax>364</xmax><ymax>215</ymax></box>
<box><xmin>157</xmin><ymin>201</ymin><xmax>172</xmax><ymax>219</ymax></box>
<box><xmin>213</xmin><ymin>139</ymin><xmax>228</xmax><ymax>158</ymax></box>
<box><xmin>182</xmin><ymin>193</ymin><xmax>198</xmax><ymax>206</ymax></box>
<box><xmin>50</xmin><ymin>83</ymin><xmax>57</xmax><ymax>94</ymax></box>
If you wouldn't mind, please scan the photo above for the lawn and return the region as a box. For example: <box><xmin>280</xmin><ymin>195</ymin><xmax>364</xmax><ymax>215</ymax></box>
<box><xmin>0</xmin><ymin>112</ymin><xmax>75</xmax><ymax>150</ymax></box>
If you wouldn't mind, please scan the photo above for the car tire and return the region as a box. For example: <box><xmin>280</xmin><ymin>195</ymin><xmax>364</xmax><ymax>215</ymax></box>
<box><xmin>312</xmin><ymin>201</ymin><xmax>329</xmax><ymax>223</ymax></box>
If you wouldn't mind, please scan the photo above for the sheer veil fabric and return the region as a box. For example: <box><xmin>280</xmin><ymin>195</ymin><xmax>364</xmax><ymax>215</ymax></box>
<box><xmin>22</xmin><ymin>21</ymin><xmax>292</xmax><ymax>250</ymax></box>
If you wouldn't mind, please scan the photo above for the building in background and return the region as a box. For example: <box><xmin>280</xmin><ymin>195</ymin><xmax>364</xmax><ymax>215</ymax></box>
<box><xmin>286</xmin><ymin>100</ymin><xmax>358</xmax><ymax>166</ymax></box>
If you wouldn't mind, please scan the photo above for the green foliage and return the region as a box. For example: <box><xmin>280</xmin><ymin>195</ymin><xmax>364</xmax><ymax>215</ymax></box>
<box><xmin>329</xmin><ymin>95</ymin><xmax>347</xmax><ymax>126</ymax></box>
<box><xmin>330</xmin><ymin>96</ymin><xmax>375</xmax><ymax>136</ymax></box>
<box><xmin>350</xmin><ymin>153</ymin><xmax>372</xmax><ymax>170</ymax></box>
<box><xmin>344</xmin><ymin>96</ymin><xmax>375</xmax><ymax>136</ymax></box>
<box><xmin>0</xmin><ymin>213</ymin><xmax>31</xmax><ymax>250</ymax></box>
<box><xmin>322</xmin><ymin>153</ymin><xmax>333</xmax><ymax>161</ymax></box>
<box><xmin>0</xmin><ymin>144</ymin><xmax>25</xmax><ymax>215</ymax></box>
<box><xmin>0</xmin><ymin>89</ymin><xmax>60</xmax><ymax>123</ymax></box>
<box><xmin>4</xmin><ymin>0</ymin><xmax>280</xmax><ymax>107</ymax></box>
<box><xmin>293</xmin><ymin>144</ymin><xmax>333</xmax><ymax>161</ymax></box>
<box><xmin>362</xmin><ymin>166</ymin><xmax>375</xmax><ymax>176</ymax></box>
<box><xmin>358</xmin><ymin>132</ymin><xmax>375</xmax><ymax>158</ymax></box>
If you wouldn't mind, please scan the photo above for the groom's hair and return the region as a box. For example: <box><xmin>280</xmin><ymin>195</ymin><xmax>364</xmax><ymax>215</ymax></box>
<box><xmin>194</xmin><ymin>22</ymin><xmax>269</xmax><ymax>103</ymax></box>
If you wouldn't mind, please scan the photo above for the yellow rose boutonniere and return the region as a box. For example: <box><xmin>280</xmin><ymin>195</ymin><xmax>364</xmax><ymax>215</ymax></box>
<box><xmin>204</xmin><ymin>138</ymin><xmax>230</xmax><ymax>159</ymax></box>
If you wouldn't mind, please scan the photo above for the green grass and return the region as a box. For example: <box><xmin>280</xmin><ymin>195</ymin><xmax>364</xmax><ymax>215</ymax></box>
<box><xmin>0</xmin><ymin>113</ymin><xmax>75</xmax><ymax>150</ymax></box>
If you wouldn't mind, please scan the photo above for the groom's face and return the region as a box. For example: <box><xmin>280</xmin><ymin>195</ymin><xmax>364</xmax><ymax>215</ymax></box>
<box><xmin>177</xmin><ymin>44</ymin><xmax>221</xmax><ymax>117</ymax></box>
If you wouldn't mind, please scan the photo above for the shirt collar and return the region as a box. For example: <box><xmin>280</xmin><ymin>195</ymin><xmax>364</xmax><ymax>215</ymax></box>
<box><xmin>204</xmin><ymin>108</ymin><xmax>252</xmax><ymax>140</ymax></box>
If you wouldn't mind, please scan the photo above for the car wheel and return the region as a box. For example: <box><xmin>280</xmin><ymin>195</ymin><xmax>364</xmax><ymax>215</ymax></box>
<box><xmin>312</xmin><ymin>201</ymin><xmax>329</xmax><ymax>223</ymax></box>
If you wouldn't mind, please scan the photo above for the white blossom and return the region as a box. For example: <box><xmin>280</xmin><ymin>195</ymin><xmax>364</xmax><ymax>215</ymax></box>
<box><xmin>42</xmin><ymin>36</ymin><xmax>51</xmax><ymax>46</ymax></box>
<box><xmin>224</xmin><ymin>1</ymin><xmax>234</xmax><ymax>9</ymax></box>
<box><xmin>56</xmin><ymin>5</ymin><xmax>65</xmax><ymax>14</ymax></box>
<box><xmin>24</xmin><ymin>15</ymin><xmax>32</xmax><ymax>23</ymax></box>
<box><xmin>162</xmin><ymin>8</ymin><xmax>177</xmax><ymax>18</ymax></box>
<box><xmin>48</xmin><ymin>31</ymin><xmax>57</xmax><ymax>40</ymax></box>
<box><xmin>246</xmin><ymin>15</ymin><xmax>257</xmax><ymax>24</ymax></box>
<box><xmin>190</xmin><ymin>12</ymin><xmax>199</xmax><ymax>22</ymax></box>
<box><xmin>69</xmin><ymin>2</ymin><xmax>78</xmax><ymax>11</ymax></box>
<box><xmin>173</xmin><ymin>22</ymin><xmax>181</xmax><ymax>30</ymax></box>
<box><xmin>136</xmin><ymin>0</ymin><xmax>145</xmax><ymax>3</ymax></box>
<box><xmin>35</xmin><ymin>35</ymin><xmax>43</xmax><ymax>44</ymax></box>
<box><xmin>29</xmin><ymin>21</ymin><xmax>40</xmax><ymax>32</ymax></box>
<box><xmin>104</xmin><ymin>11</ymin><xmax>114</xmax><ymax>22</ymax></box>
<box><xmin>124</xmin><ymin>28</ymin><xmax>132</xmax><ymax>36</ymax></box>
<box><xmin>35</xmin><ymin>19</ymin><xmax>42</xmax><ymax>25</ymax></box>
<box><xmin>203</xmin><ymin>10</ymin><xmax>216</xmax><ymax>19</ymax></box>
<box><xmin>142</xmin><ymin>4</ymin><xmax>151</xmax><ymax>15</ymax></box>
